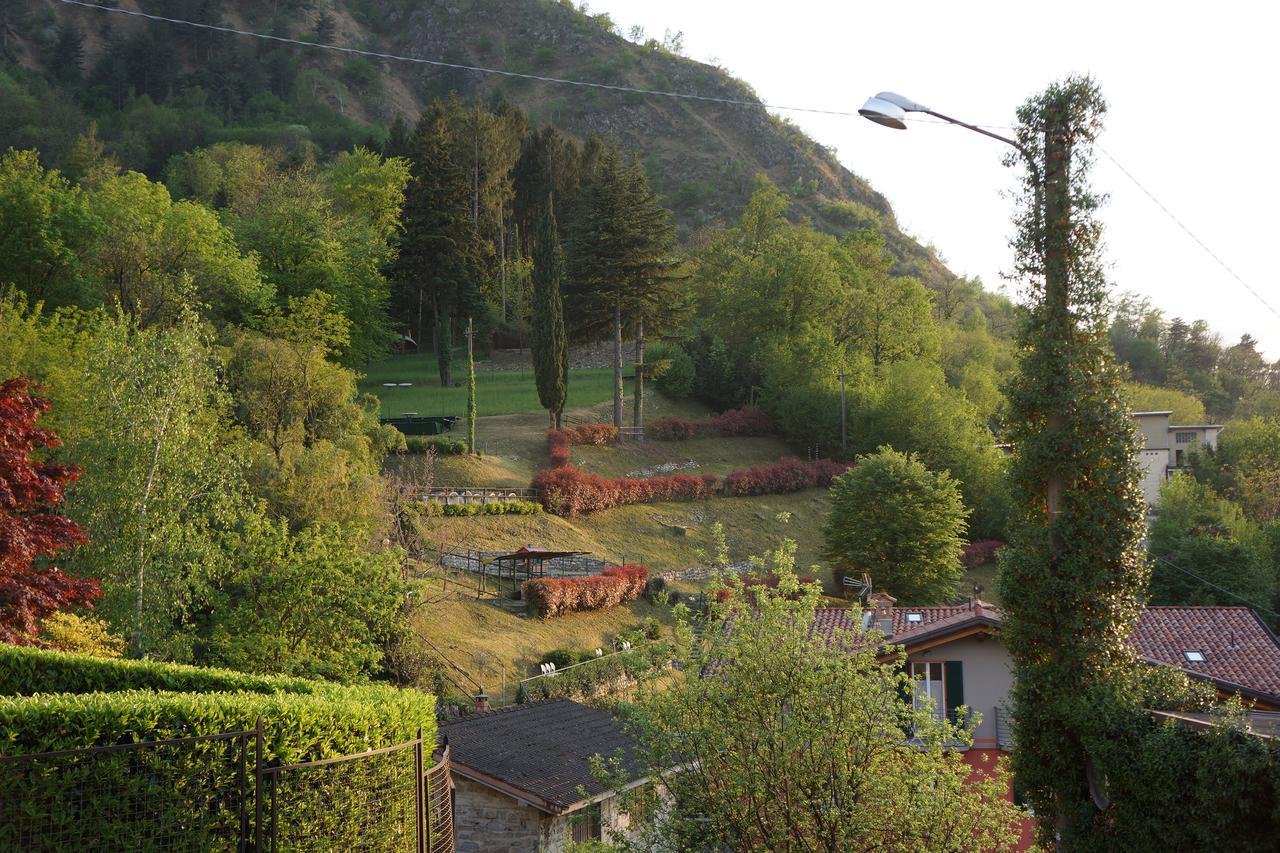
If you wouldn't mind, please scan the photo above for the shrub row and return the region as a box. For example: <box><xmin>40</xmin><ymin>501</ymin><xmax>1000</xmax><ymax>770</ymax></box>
<box><xmin>523</xmin><ymin>565</ymin><xmax>649</xmax><ymax>618</ymax></box>
<box><xmin>547</xmin><ymin>428</ymin><xmax>572</xmax><ymax>468</ymax></box>
<box><xmin>532</xmin><ymin>465</ymin><xmax>720</xmax><ymax>516</ymax></box>
<box><xmin>423</xmin><ymin>500</ymin><xmax>542</xmax><ymax>517</ymax></box>
<box><xmin>405</xmin><ymin>435</ymin><xmax>468</xmax><ymax>455</ymax></box>
<box><xmin>560</xmin><ymin>423</ymin><xmax>620</xmax><ymax>446</ymax></box>
<box><xmin>519</xmin><ymin>642</ymin><xmax>673</xmax><ymax>703</ymax></box>
<box><xmin>961</xmin><ymin>539</ymin><xmax>1006</xmax><ymax>568</ymax></box>
<box><xmin>0</xmin><ymin>643</ymin><xmax>329</xmax><ymax>698</ymax></box>
<box><xmin>647</xmin><ymin>406</ymin><xmax>774</xmax><ymax>441</ymax></box>
<box><xmin>722</xmin><ymin>457</ymin><xmax>851</xmax><ymax>497</ymax></box>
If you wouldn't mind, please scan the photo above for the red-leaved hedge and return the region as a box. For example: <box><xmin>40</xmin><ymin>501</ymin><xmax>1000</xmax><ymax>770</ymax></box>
<box><xmin>523</xmin><ymin>564</ymin><xmax>649</xmax><ymax>617</ymax></box>
<box><xmin>722</xmin><ymin>457</ymin><xmax>851</xmax><ymax>497</ymax></box>
<box><xmin>961</xmin><ymin>539</ymin><xmax>1005</xmax><ymax>569</ymax></box>
<box><xmin>647</xmin><ymin>407</ymin><xmax>774</xmax><ymax>441</ymax></box>
<box><xmin>532</xmin><ymin>465</ymin><xmax>720</xmax><ymax>516</ymax></box>
<box><xmin>547</xmin><ymin>429</ymin><xmax>572</xmax><ymax>468</ymax></box>
<box><xmin>562</xmin><ymin>423</ymin><xmax>620</xmax><ymax>446</ymax></box>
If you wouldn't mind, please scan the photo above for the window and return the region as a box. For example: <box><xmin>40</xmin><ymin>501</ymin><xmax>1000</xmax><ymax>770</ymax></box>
<box><xmin>905</xmin><ymin>612</ymin><xmax>924</xmax><ymax>624</ymax></box>
<box><xmin>571</xmin><ymin>801</ymin><xmax>603</xmax><ymax>843</ymax></box>
<box><xmin>909</xmin><ymin>661</ymin><xmax>945</xmax><ymax>722</ymax></box>
<box><xmin>1183</xmin><ymin>650</ymin><xmax>1206</xmax><ymax>663</ymax></box>
<box><xmin>1175</xmin><ymin>431</ymin><xmax>1197</xmax><ymax>444</ymax></box>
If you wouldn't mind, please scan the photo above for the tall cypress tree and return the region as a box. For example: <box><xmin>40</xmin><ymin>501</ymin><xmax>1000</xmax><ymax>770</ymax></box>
<box><xmin>531</xmin><ymin>201</ymin><xmax>568</xmax><ymax>428</ymax></box>
<box><xmin>996</xmin><ymin>77</ymin><xmax>1147</xmax><ymax>848</ymax></box>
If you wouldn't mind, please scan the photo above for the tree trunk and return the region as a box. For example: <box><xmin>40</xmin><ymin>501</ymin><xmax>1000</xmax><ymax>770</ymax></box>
<box><xmin>499</xmin><ymin>218</ymin><xmax>508</xmax><ymax>323</ymax></box>
<box><xmin>633</xmin><ymin>315</ymin><xmax>645</xmax><ymax>440</ymax></box>
<box><xmin>613</xmin><ymin>297</ymin><xmax>623</xmax><ymax>429</ymax></box>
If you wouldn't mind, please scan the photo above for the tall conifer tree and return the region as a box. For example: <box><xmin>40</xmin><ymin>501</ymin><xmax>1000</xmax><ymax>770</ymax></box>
<box><xmin>531</xmin><ymin>201</ymin><xmax>568</xmax><ymax>428</ymax></box>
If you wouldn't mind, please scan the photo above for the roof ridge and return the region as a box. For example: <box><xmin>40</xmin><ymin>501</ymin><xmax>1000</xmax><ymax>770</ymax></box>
<box><xmin>441</xmin><ymin>696</ymin><xmax>575</xmax><ymax>725</ymax></box>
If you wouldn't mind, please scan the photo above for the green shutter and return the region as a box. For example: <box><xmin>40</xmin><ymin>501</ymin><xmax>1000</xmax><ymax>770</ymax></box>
<box><xmin>944</xmin><ymin>661</ymin><xmax>965</xmax><ymax>723</ymax></box>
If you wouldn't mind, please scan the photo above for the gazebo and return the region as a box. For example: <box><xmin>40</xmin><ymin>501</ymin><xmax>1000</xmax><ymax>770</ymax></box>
<box><xmin>482</xmin><ymin>545</ymin><xmax>590</xmax><ymax>589</ymax></box>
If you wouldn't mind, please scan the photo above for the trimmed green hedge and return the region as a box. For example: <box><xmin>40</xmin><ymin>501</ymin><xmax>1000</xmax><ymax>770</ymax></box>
<box><xmin>406</xmin><ymin>435</ymin><xmax>467</xmax><ymax>455</ymax></box>
<box><xmin>0</xmin><ymin>647</ymin><xmax>437</xmax><ymax>850</ymax></box>
<box><xmin>0</xmin><ymin>643</ymin><xmax>327</xmax><ymax>697</ymax></box>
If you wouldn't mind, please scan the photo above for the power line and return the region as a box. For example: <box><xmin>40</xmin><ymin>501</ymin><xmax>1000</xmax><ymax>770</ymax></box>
<box><xmin>1151</xmin><ymin>554</ymin><xmax>1280</xmax><ymax>619</ymax></box>
<box><xmin>55</xmin><ymin>0</ymin><xmax>864</xmax><ymax>118</ymax></box>
<box><xmin>1099</xmin><ymin>146</ymin><xmax>1280</xmax><ymax>324</ymax></box>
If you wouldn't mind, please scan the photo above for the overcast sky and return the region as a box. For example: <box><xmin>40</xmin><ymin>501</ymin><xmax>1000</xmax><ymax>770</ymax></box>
<box><xmin>588</xmin><ymin>0</ymin><xmax>1280</xmax><ymax>357</ymax></box>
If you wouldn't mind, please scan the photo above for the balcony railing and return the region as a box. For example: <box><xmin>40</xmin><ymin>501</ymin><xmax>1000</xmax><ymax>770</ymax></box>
<box><xmin>994</xmin><ymin>706</ymin><xmax>1014</xmax><ymax>750</ymax></box>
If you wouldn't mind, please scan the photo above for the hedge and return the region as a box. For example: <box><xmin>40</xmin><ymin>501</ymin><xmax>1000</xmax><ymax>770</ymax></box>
<box><xmin>424</xmin><ymin>500</ymin><xmax>542</xmax><ymax>517</ymax></box>
<box><xmin>647</xmin><ymin>407</ymin><xmax>774</xmax><ymax>441</ymax></box>
<box><xmin>0</xmin><ymin>647</ymin><xmax>437</xmax><ymax>849</ymax></box>
<box><xmin>0</xmin><ymin>643</ymin><xmax>329</xmax><ymax>698</ymax></box>
<box><xmin>722</xmin><ymin>457</ymin><xmax>850</xmax><ymax>497</ymax></box>
<box><xmin>523</xmin><ymin>565</ymin><xmax>649</xmax><ymax>617</ymax></box>
<box><xmin>405</xmin><ymin>435</ymin><xmax>467</xmax><ymax>455</ymax></box>
<box><xmin>520</xmin><ymin>643</ymin><xmax>673</xmax><ymax>702</ymax></box>
<box><xmin>532</xmin><ymin>465</ymin><xmax>720</xmax><ymax>516</ymax></box>
<box><xmin>560</xmin><ymin>423</ymin><xmax>619</xmax><ymax>446</ymax></box>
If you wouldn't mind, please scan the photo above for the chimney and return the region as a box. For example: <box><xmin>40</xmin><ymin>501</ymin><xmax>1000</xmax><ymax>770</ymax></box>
<box><xmin>474</xmin><ymin>690</ymin><xmax>489</xmax><ymax>714</ymax></box>
<box><xmin>868</xmin><ymin>592</ymin><xmax>896</xmax><ymax>638</ymax></box>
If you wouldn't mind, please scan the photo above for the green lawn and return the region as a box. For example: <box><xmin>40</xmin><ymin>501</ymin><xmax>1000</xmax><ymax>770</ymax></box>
<box><xmin>359</xmin><ymin>352</ymin><xmax>616</xmax><ymax>417</ymax></box>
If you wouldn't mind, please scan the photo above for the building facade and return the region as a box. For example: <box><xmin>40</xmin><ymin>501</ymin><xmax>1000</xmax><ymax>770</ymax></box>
<box><xmin>1132</xmin><ymin>410</ymin><xmax>1222</xmax><ymax>507</ymax></box>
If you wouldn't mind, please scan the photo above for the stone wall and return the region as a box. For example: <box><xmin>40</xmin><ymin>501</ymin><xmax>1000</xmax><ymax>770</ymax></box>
<box><xmin>452</xmin><ymin>775</ymin><xmax>547</xmax><ymax>853</ymax></box>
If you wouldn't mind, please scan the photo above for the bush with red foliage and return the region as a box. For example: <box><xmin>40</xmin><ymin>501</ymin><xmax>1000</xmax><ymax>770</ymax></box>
<box><xmin>546</xmin><ymin>429</ymin><xmax>573</xmax><ymax>469</ymax></box>
<box><xmin>532</xmin><ymin>465</ymin><xmax>719</xmax><ymax>516</ymax></box>
<box><xmin>648</xmin><ymin>407</ymin><xmax>775</xmax><ymax>441</ymax></box>
<box><xmin>0</xmin><ymin>377</ymin><xmax>97</xmax><ymax>644</ymax></box>
<box><xmin>523</xmin><ymin>564</ymin><xmax>649</xmax><ymax>617</ymax></box>
<box><xmin>562</xmin><ymin>423</ymin><xmax>619</xmax><ymax>446</ymax></box>
<box><xmin>961</xmin><ymin>539</ymin><xmax>1005</xmax><ymax>569</ymax></box>
<box><xmin>714</xmin><ymin>574</ymin><xmax>818</xmax><ymax>603</ymax></box>
<box><xmin>722</xmin><ymin>457</ymin><xmax>851</xmax><ymax>497</ymax></box>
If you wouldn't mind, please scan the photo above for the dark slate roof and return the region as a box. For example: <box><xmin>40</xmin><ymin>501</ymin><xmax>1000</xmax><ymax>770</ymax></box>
<box><xmin>812</xmin><ymin>603</ymin><xmax>1280</xmax><ymax>704</ymax></box>
<box><xmin>1133</xmin><ymin>607</ymin><xmax>1280</xmax><ymax>701</ymax></box>
<box><xmin>439</xmin><ymin>698</ymin><xmax>639</xmax><ymax>813</ymax></box>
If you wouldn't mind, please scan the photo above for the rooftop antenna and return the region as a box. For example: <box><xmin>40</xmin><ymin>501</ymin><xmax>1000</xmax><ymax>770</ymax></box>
<box><xmin>842</xmin><ymin>572</ymin><xmax>873</xmax><ymax>602</ymax></box>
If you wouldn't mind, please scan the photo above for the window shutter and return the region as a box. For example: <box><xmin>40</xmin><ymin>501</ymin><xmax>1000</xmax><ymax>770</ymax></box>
<box><xmin>944</xmin><ymin>661</ymin><xmax>964</xmax><ymax>723</ymax></box>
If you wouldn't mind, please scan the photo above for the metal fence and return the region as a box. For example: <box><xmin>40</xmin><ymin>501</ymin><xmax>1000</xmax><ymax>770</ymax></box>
<box><xmin>0</xmin><ymin>720</ymin><xmax>453</xmax><ymax>852</ymax></box>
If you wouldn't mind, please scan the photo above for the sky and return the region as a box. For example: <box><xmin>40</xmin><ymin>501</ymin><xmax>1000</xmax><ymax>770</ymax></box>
<box><xmin>588</xmin><ymin>0</ymin><xmax>1280</xmax><ymax>357</ymax></box>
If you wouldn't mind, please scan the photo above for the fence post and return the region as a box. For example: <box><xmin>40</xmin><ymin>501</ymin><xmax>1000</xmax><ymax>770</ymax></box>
<box><xmin>254</xmin><ymin>716</ymin><xmax>263</xmax><ymax>853</ymax></box>
<box><xmin>239</xmin><ymin>731</ymin><xmax>250</xmax><ymax>852</ymax></box>
<box><xmin>415</xmin><ymin>728</ymin><xmax>426</xmax><ymax>853</ymax></box>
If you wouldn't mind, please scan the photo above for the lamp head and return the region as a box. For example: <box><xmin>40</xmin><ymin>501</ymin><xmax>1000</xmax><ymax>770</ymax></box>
<box><xmin>858</xmin><ymin>96</ymin><xmax>908</xmax><ymax>129</ymax></box>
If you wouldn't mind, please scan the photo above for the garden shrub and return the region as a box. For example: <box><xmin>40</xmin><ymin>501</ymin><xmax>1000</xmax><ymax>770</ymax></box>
<box><xmin>646</xmin><ymin>343</ymin><xmax>695</xmax><ymax>398</ymax></box>
<box><xmin>39</xmin><ymin>613</ymin><xmax>125</xmax><ymax>659</ymax></box>
<box><xmin>532</xmin><ymin>465</ymin><xmax>719</xmax><ymax>516</ymax></box>
<box><xmin>723</xmin><ymin>457</ymin><xmax>850</xmax><ymax>497</ymax></box>
<box><xmin>647</xmin><ymin>406</ymin><xmax>774</xmax><ymax>441</ymax></box>
<box><xmin>540</xmin><ymin>649</ymin><xmax>579</xmax><ymax>670</ymax></box>
<box><xmin>405</xmin><ymin>436</ymin><xmax>467</xmax><ymax>455</ymax></box>
<box><xmin>961</xmin><ymin>539</ymin><xmax>1005</xmax><ymax>569</ymax></box>
<box><xmin>523</xmin><ymin>565</ymin><xmax>649</xmax><ymax>617</ymax></box>
<box><xmin>427</xmin><ymin>500</ymin><xmax>542</xmax><ymax>517</ymax></box>
<box><xmin>547</xmin><ymin>428</ymin><xmax>573</xmax><ymax>468</ymax></box>
<box><xmin>561</xmin><ymin>423</ymin><xmax>619</xmax><ymax>446</ymax></box>
<box><xmin>520</xmin><ymin>642</ymin><xmax>673</xmax><ymax>702</ymax></box>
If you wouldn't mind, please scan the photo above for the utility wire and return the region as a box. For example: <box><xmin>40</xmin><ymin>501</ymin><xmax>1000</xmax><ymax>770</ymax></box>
<box><xmin>1099</xmin><ymin>146</ymin><xmax>1280</xmax><ymax>324</ymax></box>
<box><xmin>1152</xmin><ymin>554</ymin><xmax>1280</xmax><ymax>619</ymax></box>
<box><xmin>59</xmin><ymin>0</ymin><xmax>1276</xmax><ymax>326</ymax></box>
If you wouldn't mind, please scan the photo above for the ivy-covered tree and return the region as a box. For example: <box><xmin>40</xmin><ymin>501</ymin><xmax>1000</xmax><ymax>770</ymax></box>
<box><xmin>530</xmin><ymin>202</ymin><xmax>567</xmax><ymax>428</ymax></box>
<box><xmin>0</xmin><ymin>377</ymin><xmax>97</xmax><ymax>644</ymax></box>
<box><xmin>823</xmin><ymin>446</ymin><xmax>968</xmax><ymax>604</ymax></box>
<box><xmin>996</xmin><ymin>77</ymin><xmax>1149</xmax><ymax>846</ymax></box>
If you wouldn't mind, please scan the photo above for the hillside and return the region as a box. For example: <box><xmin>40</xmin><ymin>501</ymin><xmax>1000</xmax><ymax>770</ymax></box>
<box><xmin>8</xmin><ymin>0</ymin><xmax>953</xmax><ymax>287</ymax></box>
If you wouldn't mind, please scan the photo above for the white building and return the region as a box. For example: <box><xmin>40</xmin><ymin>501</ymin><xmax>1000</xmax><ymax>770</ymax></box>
<box><xmin>1132</xmin><ymin>411</ymin><xmax>1222</xmax><ymax>507</ymax></box>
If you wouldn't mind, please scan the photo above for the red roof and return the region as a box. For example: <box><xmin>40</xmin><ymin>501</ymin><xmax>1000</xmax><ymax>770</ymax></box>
<box><xmin>1133</xmin><ymin>607</ymin><xmax>1280</xmax><ymax>700</ymax></box>
<box><xmin>812</xmin><ymin>603</ymin><xmax>1280</xmax><ymax>703</ymax></box>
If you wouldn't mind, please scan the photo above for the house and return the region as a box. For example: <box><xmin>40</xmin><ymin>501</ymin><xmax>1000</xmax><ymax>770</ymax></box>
<box><xmin>1132</xmin><ymin>410</ymin><xmax>1223</xmax><ymax>507</ymax></box>
<box><xmin>439</xmin><ymin>698</ymin><xmax>645</xmax><ymax>853</ymax></box>
<box><xmin>814</xmin><ymin>595</ymin><xmax>1280</xmax><ymax>847</ymax></box>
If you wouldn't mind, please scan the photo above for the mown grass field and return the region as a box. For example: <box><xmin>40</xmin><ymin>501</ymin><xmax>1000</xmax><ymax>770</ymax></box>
<box><xmin>359</xmin><ymin>352</ymin><xmax>616</xmax><ymax>417</ymax></box>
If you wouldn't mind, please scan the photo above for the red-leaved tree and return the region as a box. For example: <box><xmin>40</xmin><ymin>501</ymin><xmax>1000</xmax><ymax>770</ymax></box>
<box><xmin>0</xmin><ymin>377</ymin><xmax>96</xmax><ymax>644</ymax></box>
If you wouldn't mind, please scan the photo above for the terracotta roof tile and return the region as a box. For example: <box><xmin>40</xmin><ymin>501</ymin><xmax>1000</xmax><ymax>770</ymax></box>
<box><xmin>1133</xmin><ymin>607</ymin><xmax>1280</xmax><ymax>698</ymax></box>
<box><xmin>439</xmin><ymin>698</ymin><xmax>638</xmax><ymax>812</ymax></box>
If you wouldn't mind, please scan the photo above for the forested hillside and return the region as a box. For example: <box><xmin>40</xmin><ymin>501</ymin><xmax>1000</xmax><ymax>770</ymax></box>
<box><xmin>2</xmin><ymin>0</ymin><xmax>949</xmax><ymax>285</ymax></box>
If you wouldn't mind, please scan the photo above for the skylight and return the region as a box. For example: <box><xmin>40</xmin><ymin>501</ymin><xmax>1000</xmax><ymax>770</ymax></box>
<box><xmin>906</xmin><ymin>613</ymin><xmax>924</xmax><ymax>623</ymax></box>
<box><xmin>1183</xmin><ymin>650</ymin><xmax>1206</xmax><ymax>663</ymax></box>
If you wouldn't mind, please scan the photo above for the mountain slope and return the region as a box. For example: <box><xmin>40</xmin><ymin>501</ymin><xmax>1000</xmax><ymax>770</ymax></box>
<box><xmin>13</xmin><ymin>0</ymin><xmax>954</xmax><ymax>287</ymax></box>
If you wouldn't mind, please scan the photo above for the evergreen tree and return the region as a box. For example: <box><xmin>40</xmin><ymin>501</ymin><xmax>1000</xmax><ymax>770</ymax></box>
<box><xmin>465</xmin><ymin>317</ymin><xmax>476</xmax><ymax>454</ymax></box>
<box><xmin>566</xmin><ymin>146</ymin><xmax>680</xmax><ymax>428</ymax></box>
<box><xmin>314</xmin><ymin>8</ymin><xmax>337</xmax><ymax>43</ymax></box>
<box><xmin>49</xmin><ymin>23</ymin><xmax>85</xmax><ymax>86</ymax></box>
<box><xmin>996</xmin><ymin>77</ymin><xmax>1148</xmax><ymax>847</ymax></box>
<box><xmin>530</xmin><ymin>201</ymin><xmax>567</xmax><ymax>428</ymax></box>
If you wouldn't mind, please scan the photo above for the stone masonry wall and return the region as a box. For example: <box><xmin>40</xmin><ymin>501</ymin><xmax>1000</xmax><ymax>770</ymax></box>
<box><xmin>452</xmin><ymin>775</ymin><xmax>547</xmax><ymax>853</ymax></box>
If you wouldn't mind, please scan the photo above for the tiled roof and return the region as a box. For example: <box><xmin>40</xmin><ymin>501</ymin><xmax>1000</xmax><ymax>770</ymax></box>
<box><xmin>1133</xmin><ymin>607</ymin><xmax>1280</xmax><ymax>699</ymax></box>
<box><xmin>439</xmin><ymin>698</ymin><xmax>639</xmax><ymax>813</ymax></box>
<box><xmin>811</xmin><ymin>603</ymin><xmax>1280</xmax><ymax>703</ymax></box>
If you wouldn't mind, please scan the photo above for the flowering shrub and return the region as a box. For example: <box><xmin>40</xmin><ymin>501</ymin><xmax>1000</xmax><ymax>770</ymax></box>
<box><xmin>523</xmin><ymin>564</ymin><xmax>650</xmax><ymax>617</ymax></box>
<box><xmin>961</xmin><ymin>539</ymin><xmax>1005</xmax><ymax>568</ymax></box>
<box><xmin>647</xmin><ymin>407</ymin><xmax>774</xmax><ymax>441</ymax></box>
<box><xmin>723</xmin><ymin>458</ymin><xmax>851</xmax><ymax>497</ymax></box>
<box><xmin>532</xmin><ymin>465</ymin><xmax>719</xmax><ymax>516</ymax></box>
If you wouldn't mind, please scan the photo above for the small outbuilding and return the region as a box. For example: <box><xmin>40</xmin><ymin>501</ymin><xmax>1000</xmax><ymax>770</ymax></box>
<box><xmin>440</xmin><ymin>698</ymin><xmax>646</xmax><ymax>853</ymax></box>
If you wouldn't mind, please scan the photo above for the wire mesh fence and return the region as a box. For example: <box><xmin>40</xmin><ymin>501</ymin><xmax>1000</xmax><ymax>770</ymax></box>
<box><xmin>0</xmin><ymin>723</ymin><xmax>453</xmax><ymax>852</ymax></box>
<box><xmin>0</xmin><ymin>730</ymin><xmax>253</xmax><ymax>852</ymax></box>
